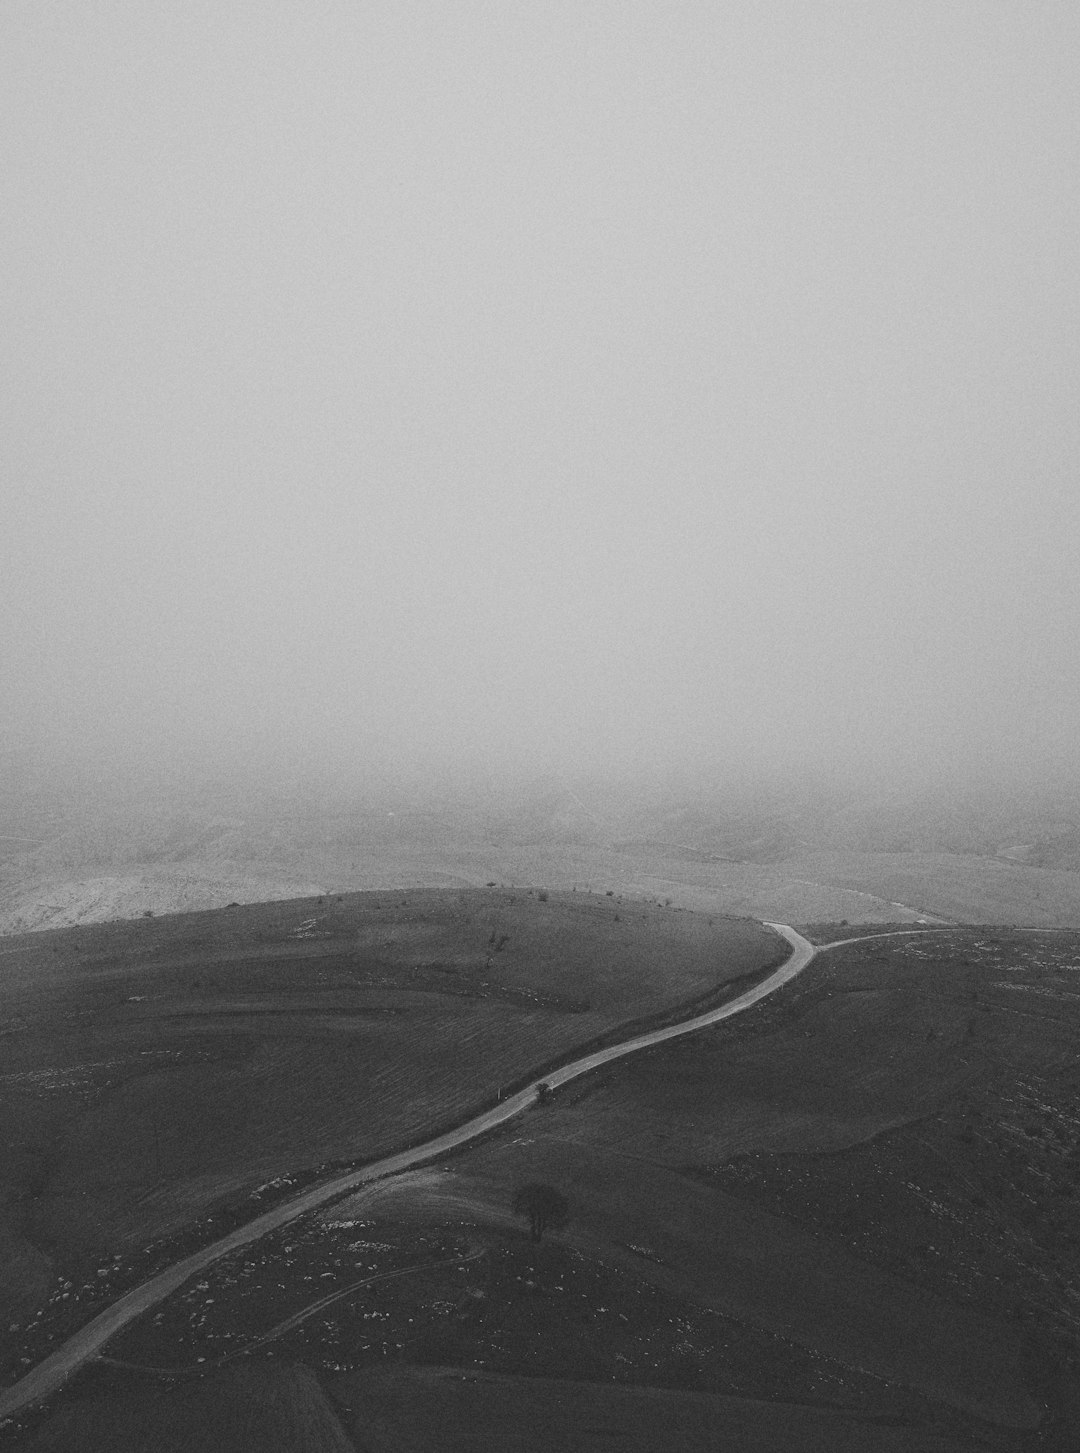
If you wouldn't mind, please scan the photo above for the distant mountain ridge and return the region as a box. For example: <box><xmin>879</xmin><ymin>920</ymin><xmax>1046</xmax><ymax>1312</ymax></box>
<box><xmin>4</xmin><ymin>780</ymin><xmax>1080</xmax><ymax>932</ymax></box>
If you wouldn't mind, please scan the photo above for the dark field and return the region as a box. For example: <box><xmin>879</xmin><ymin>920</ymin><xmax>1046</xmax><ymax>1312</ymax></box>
<box><xmin>7</xmin><ymin>1362</ymin><xmax>353</xmax><ymax>1453</ymax></box>
<box><xmin>441</xmin><ymin>927</ymin><xmax>1080</xmax><ymax>1445</ymax></box>
<box><xmin>6</xmin><ymin>920</ymin><xmax>1080</xmax><ymax>1449</ymax></box>
<box><xmin>0</xmin><ymin>890</ymin><xmax>776</xmax><ymax>1381</ymax></box>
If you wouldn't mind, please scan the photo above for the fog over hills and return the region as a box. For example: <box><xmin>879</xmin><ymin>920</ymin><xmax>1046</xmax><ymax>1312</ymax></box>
<box><xmin>6</xmin><ymin>9</ymin><xmax>1080</xmax><ymax>1447</ymax></box>
<box><xmin>3</xmin><ymin>0</ymin><xmax>1079</xmax><ymax>820</ymax></box>
<box><xmin>5</xmin><ymin>768</ymin><xmax>1080</xmax><ymax>933</ymax></box>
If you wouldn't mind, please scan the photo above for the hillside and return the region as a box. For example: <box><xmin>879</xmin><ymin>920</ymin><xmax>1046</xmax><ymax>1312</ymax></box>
<box><xmin>0</xmin><ymin>890</ymin><xmax>776</xmax><ymax>1385</ymax></box>
<box><xmin>12</xmin><ymin>923</ymin><xmax>1080</xmax><ymax>1449</ymax></box>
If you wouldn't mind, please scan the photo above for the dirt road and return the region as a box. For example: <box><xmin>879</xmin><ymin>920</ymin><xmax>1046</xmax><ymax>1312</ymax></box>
<box><xmin>0</xmin><ymin>922</ymin><xmax>814</xmax><ymax>1420</ymax></box>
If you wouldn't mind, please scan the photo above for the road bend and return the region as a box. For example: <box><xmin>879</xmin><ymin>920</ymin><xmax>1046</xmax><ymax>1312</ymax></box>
<box><xmin>0</xmin><ymin>921</ymin><xmax>814</xmax><ymax>1419</ymax></box>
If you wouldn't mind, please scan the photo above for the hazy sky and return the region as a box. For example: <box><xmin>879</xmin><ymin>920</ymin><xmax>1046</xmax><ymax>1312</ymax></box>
<box><xmin>3</xmin><ymin>2</ymin><xmax>1078</xmax><ymax>788</ymax></box>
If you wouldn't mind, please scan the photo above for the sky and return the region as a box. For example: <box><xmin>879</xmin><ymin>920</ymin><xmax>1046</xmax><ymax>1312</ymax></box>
<box><xmin>3</xmin><ymin>2</ymin><xmax>1078</xmax><ymax>792</ymax></box>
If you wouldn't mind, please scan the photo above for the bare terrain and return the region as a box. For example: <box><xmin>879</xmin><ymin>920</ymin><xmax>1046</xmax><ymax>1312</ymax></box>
<box><xmin>5</xmin><ymin>780</ymin><xmax>1080</xmax><ymax>935</ymax></box>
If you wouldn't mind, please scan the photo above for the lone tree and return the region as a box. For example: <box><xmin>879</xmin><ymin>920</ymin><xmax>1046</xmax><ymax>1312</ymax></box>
<box><xmin>512</xmin><ymin>1183</ymin><xmax>569</xmax><ymax>1243</ymax></box>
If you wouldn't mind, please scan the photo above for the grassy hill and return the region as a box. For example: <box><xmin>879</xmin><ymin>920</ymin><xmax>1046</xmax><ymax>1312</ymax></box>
<box><xmin>0</xmin><ymin>890</ymin><xmax>776</xmax><ymax>1379</ymax></box>
<box><xmin>11</xmin><ymin>923</ymin><xmax>1080</xmax><ymax>1448</ymax></box>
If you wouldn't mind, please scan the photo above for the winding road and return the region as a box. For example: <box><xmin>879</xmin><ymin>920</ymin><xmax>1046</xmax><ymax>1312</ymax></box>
<box><xmin>0</xmin><ymin>920</ymin><xmax>816</xmax><ymax>1420</ymax></box>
